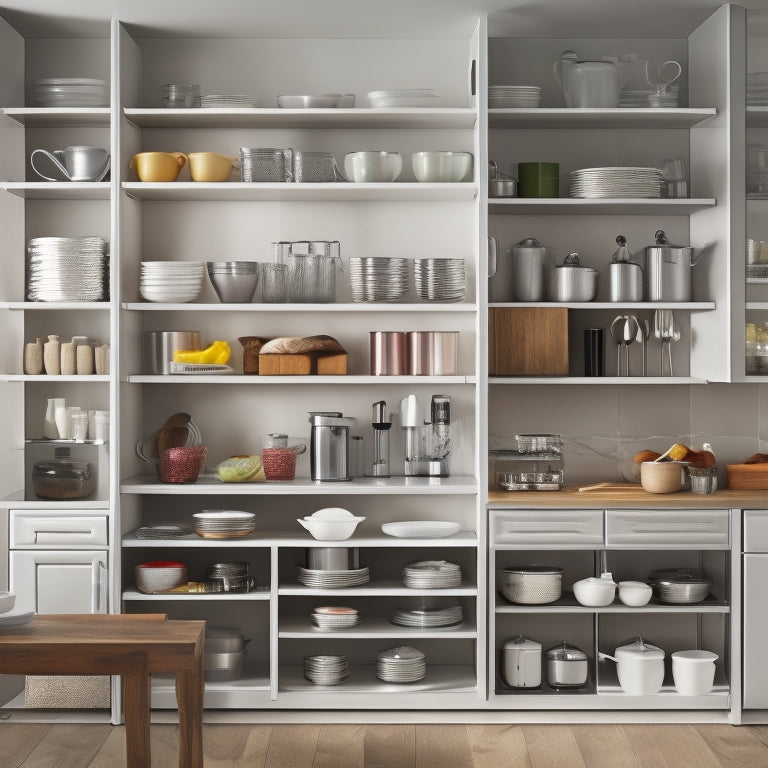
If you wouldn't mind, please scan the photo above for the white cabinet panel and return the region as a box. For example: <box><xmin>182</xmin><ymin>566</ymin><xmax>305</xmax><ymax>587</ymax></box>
<box><xmin>491</xmin><ymin>509</ymin><xmax>603</xmax><ymax>548</ymax></box>
<box><xmin>744</xmin><ymin>509</ymin><xmax>768</xmax><ymax>552</ymax></box>
<box><xmin>743</xmin><ymin>554</ymin><xmax>768</xmax><ymax>708</ymax></box>
<box><xmin>10</xmin><ymin>510</ymin><xmax>108</xmax><ymax>548</ymax></box>
<box><xmin>605</xmin><ymin>509</ymin><xmax>729</xmax><ymax>548</ymax></box>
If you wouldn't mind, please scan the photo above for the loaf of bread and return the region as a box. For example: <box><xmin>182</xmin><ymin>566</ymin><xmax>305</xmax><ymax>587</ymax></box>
<box><xmin>743</xmin><ymin>452</ymin><xmax>768</xmax><ymax>464</ymax></box>
<box><xmin>633</xmin><ymin>449</ymin><xmax>661</xmax><ymax>463</ymax></box>
<box><xmin>259</xmin><ymin>335</ymin><xmax>345</xmax><ymax>355</ymax></box>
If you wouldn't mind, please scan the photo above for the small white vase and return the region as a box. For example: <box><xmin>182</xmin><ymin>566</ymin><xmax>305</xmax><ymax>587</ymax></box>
<box><xmin>44</xmin><ymin>397</ymin><xmax>65</xmax><ymax>439</ymax></box>
<box><xmin>54</xmin><ymin>400</ymin><xmax>71</xmax><ymax>440</ymax></box>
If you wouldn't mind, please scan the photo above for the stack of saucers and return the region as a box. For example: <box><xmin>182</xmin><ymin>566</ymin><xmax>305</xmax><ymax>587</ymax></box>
<box><xmin>348</xmin><ymin>256</ymin><xmax>409</xmax><ymax>302</ymax></box>
<box><xmin>201</xmin><ymin>94</ymin><xmax>261</xmax><ymax>108</ymax></box>
<box><xmin>311</xmin><ymin>606</ymin><xmax>361</xmax><ymax>630</ymax></box>
<box><xmin>140</xmin><ymin>261</ymin><xmax>204</xmax><ymax>303</ymax></box>
<box><xmin>134</xmin><ymin>525</ymin><xmax>193</xmax><ymax>539</ymax></box>
<box><xmin>389</xmin><ymin>603</ymin><xmax>463</xmax><ymax>628</ymax></box>
<box><xmin>192</xmin><ymin>510</ymin><xmax>256</xmax><ymax>539</ymax></box>
<box><xmin>26</xmin><ymin>236</ymin><xmax>109</xmax><ymax>302</ymax></box>
<box><xmin>402</xmin><ymin>560</ymin><xmax>462</xmax><ymax>589</ymax></box>
<box><xmin>297</xmin><ymin>566</ymin><xmax>370</xmax><ymax>588</ymax></box>
<box><xmin>413</xmin><ymin>257</ymin><xmax>465</xmax><ymax>302</ymax></box>
<box><xmin>376</xmin><ymin>646</ymin><xmax>426</xmax><ymax>683</ymax></box>
<box><xmin>619</xmin><ymin>90</ymin><xmax>653</xmax><ymax>107</ymax></box>
<box><xmin>31</xmin><ymin>78</ymin><xmax>108</xmax><ymax>107</ymax></box>
<box><xmin>569</xmin><ymin>167</ymin><xmax>664</xmax><ymax>198</ymax></box>
<box><xmin>304</xmin><ymin>654</ymin><xmax>350</xmax><ymax>685</ymax></box>
<box><xmin>488</xmin><ymin>85</ymin><xmax>541</xmax><ymax>108</ymax></box>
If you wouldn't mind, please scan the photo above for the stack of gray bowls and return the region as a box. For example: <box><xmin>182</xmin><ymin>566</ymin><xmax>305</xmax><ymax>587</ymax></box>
<box><xmin>206</xmin><ymin>261</ymin><xmax>260</xmax><ymax>303</ymax></box>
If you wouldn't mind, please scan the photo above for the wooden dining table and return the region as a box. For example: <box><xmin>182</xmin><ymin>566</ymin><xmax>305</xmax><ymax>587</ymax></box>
<box><xmin>0</xmin><ymin>613</ymin><xmax>205</xmax><ymax>768</ymax></box>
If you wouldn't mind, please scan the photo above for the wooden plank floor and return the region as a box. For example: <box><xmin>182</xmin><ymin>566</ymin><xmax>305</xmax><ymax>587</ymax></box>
<box><xmin>3</xmin><ymin>723</ymin><xmax>768</xmax><ymax>767</ymax></box>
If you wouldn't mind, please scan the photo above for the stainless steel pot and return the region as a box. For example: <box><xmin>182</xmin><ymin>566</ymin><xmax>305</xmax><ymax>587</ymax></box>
<box><xmin>510</xmin><ymin>237</ymin><xmax>554</xmax><ymax>302</ymax></box>
<box><xmin>143</xmin><ymin>331</ymin><xmax>202</xmax><ymax>374</ymax></box>
<box><xmin>609</xmin><ymin>235</ymin><xmax>643</xmax><ymax>301</ymax></box>
<box><xmin>548</xmin><ymin>253</ymin><xmax>598</xmax><ymax>302</ymax></box>
<box><xmin>645</xmin><ymin>229</ymin><xmax>711</xmax><ymax>302</ymax></box>
<box><xmin>546</xmin><ymin>642</ymin><xmax>589</xmax><ymax>688</ymax></box>
<box><xmin>490</xmin><ymin>178</ymin><xmax>517</xmax><ymax>197</ymax></box>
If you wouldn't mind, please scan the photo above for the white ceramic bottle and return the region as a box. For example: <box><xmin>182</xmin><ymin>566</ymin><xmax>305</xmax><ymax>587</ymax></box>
<box><xmin>54</xmin><ymin>399</ymin><xmax>71</xmax><ymax>440</ymax></box>
<box><xmin>44</xmin><ymin>397</ymin><xmax>65</xmax><ymax>439</ymax></box>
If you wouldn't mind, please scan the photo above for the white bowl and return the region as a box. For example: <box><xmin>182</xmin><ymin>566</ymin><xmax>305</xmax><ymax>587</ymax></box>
<box><xmin>309</xmin><ymin>507</ymin><xmax>357</xmax><ymax>521</ymax></box>
<box><xmin>671</xmin><ymin>650</ymin><xmax>718</xmax><ymax>695</ymax></box>
<box><xmin>344</xmin><ymin>151</ymin><xmax>402</xmax><ymax>182</ymax></box>
<box><xmin>297</xmin><ymin>515</ymin><xmax>365</xmax><ymax>541</ymax></box>
<box><xmin>0</xmin><ymin>592</ymin><xmax>16</xmax><ymax>614</ymax></box>
<box><xmin>573</xmin><ymin>575</ymin><xmax>617</xmax><ymax>606</ymax></box>
<box><xmin>135</xmin><ymin>561</ymin><xmax>187</xmax><ymax>593</ymax></box>
<box><xmin>412</xmin><ymin>151</ymin><xmax>472</xmax><ymax>183</ymax></box>
<box><xmin>618</xmin><ymin>580</ymin><xmax>653</xmax><ymax>607</ymax></box>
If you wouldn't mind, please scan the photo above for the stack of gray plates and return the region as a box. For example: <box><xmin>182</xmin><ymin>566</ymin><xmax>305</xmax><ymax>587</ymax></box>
<box><xmin>413</xmin><ymin>257</ymin><xmax>465</xmax><ymax>302</ymax></box>
<box><xmin>26</xmin><ymin>236</ymin><xmax>108</xmax><ymax>302</ymax></box>
<box><xmin>376</xmin><ymin>646</ymin><xmax>426</xmax><ymax>683</ymax></box>
<box><xmin>619</xmin><ymin>90</ymin><xmax>652</xmax><ymax>107</ymax></box>
<box><xmin>304</xmin><ymin>654</ymin><xmax>350</xmax><ymax>685</ymax></box>
<box><xmin>569</xmin><ymin>167</ymin><xmax>664</xmax><ymax>198</ymax></box>
<box><xmin>31</xmin><ymin>78</ymin><xmax>108</xmax><ymax>107</ymax></box>
<box><xmin>134</xmin><ymin>525</ymin><xmax>193</xmax><ymax>539</ymax></box>
<box><xmin>402</xmin><ymin>560</ymin><xmax>462</xmax><ymax>589</ymax></box>
<box><xmin>311</xmin><ymin>606</ymin><xmax>361</xmax><ymax>629</ymax></box>
<box><xmin>192</xmin><ymin>510</ymin><xmax>256</xmax><ymax>538</ymax></box>
<box><xmin>389</xmin><ymin>603</ymin><xmax>463</xmax><ymax>628</ymax></box>
<box><xmin>201</xmin><ymin>94</ymin><xmax>261</xmax><ymax>108</ymax></box>
<box><xmin>297</xmin><ymin>566</ymin><xmax>370</xmax><ymax>588</ymax></box>
<box><xmin>488</xmin><ymin>85</ymin><xmax>541</xmax><ymax>108</ymax></box>
<box><xmin>348</xmin><ymin>256</ymin><xmax>409</xmax><ymax>302</ymax></box>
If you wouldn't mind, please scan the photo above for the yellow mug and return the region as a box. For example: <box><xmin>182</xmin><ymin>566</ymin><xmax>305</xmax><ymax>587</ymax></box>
<box><xmin>130</xmin><ymin>151</ymin><xmax>187</xmax><ymax>182</ymax></box>
<box><xmin>188</xmin><ymin>152</ymin><xmax>236</xmax><ymax>182</ymax></box>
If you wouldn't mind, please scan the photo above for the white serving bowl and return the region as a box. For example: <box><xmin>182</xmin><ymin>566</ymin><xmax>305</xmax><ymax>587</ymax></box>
<box><xmin>0</xmin><ymin>592</ymin><xmax>16</xmax><ymax>614</ymax></box>
<box><xmin>135</xmin><ymin>561</ymin><xmax>187</xmax><ymax>593</ymax></box>
<box><xmin>412</xmin><ymin>151</ymin><xmax>472</xmax><ymax>182</ymax></box>
<box><xmin>573</xmin><ymin>574</ymin><xmax>617</xmax><ymax>606</ymax></box>
<box><xmin>344</xmin><ymin>151</ymin><xmax>402</xmax><ymax>182</ymax></box>
<box><xmin>297</xmin><ymin>511</ymin><xmax>365</xmax><ymax>541</ymax></box>
<box><xmin>618</xmin><ymin>580</ymin><xmax>653</xmax><ymax>607</ymax></box>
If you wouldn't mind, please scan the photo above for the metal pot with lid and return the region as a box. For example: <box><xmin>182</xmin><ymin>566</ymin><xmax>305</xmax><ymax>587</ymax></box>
<box><xmin>510</xmin><ymin>237</ymin><xmax>554</xmax><ymax>302</ymax></box>
<box><xmin>609</xmin><ymin>234</ymin><xmax>643</xmax><ymax>302</ymax></box>
<box><xmin>645</xmin><ymin>229</ymin><xmax>712</xmax><ymax>302</ymax></box>
<box><xmin>546</xmin><ymin>641</ymin><xmax>589</xmax><ymax>688</ymax></box>
<box><xmin>599</xmin><ymin>636</ymin><xmax>665</xmax><ymax>695</ymax></box>
<box><xmin>502</xmin><ymin>634</ymin><xmax>542</xmax><ymax>688</ymax></box>
<box><xmin>548</xmin><ymin>252</ymin><xmax>599</xmax><ymax>302</ymax></box>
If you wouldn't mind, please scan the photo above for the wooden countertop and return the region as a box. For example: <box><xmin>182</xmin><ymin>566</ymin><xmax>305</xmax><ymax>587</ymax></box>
<box><xmin>487</xmin><ymin>484</ymin><xmax>768</xmax><ymax>509</ymax></box>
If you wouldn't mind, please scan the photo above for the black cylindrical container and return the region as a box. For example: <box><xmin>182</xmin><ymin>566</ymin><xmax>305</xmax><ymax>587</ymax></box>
<box><xmin>584</xmin><ymin>328</ymin><xmax>605</xmax><ymax>376</ymax></box>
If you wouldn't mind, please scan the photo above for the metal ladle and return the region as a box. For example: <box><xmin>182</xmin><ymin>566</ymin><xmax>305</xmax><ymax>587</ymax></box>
<box><xmin>610</xmin><ymin>315</ymin><xmax>627</xmax><ymax>376</ymax></box>
<box><xmin>623</xmin><ymin>315</ymin><xmax>639</xmax><ymax>377</ymax></box>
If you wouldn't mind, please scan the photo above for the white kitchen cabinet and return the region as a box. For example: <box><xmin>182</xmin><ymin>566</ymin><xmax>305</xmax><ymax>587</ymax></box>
<box><xmin>489</xmin><ymin>507</ymin><xmax>733</xmax><ymax>710</ymax></box>
<box><xmin>742</xmin><ymin>510</ymin><xmax>768</xmax><ymax>710</ymax></box>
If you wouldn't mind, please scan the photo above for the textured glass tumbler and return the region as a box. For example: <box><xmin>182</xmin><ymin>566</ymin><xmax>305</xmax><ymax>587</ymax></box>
<box><xmin>261</xmin><ymin>263</ymin><xmax>288</xmax><ymax>302</ymax></box>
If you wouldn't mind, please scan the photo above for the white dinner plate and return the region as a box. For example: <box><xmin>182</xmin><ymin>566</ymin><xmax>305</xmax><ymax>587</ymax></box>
<box><xmin>382</xmin><ymin>521</ymin><xmax>461</xmax><ymax>538</ymax></box>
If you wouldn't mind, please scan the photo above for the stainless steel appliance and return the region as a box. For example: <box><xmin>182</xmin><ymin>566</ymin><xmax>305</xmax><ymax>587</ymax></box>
<box><xmin>502</xmin><ymin>635</ymin><xmax>542</xmax><ymax>688</ymax></box>
<box><xmin>546</xmin><ymin>642</ymin><xmax>589</xmax><ymax>688</ymax></box>
<box><xmin>609</xmin><ymin>235</ymin><xmax>643</xmax><ymax>301</ymax></box>
<box><xmin>308</xmin><ymin>411</ymin><xmax>356</xmax><ymax>481</ymax></box>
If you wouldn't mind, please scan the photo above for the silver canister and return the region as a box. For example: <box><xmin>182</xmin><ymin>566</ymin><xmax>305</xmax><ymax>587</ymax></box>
<box><xmin>609</xmin><ymin>235</ymin><xmax>643</xmax><ymax>302</ymax></box>
<box><xmin>370</xmin><ymin>331</ymin><xmax>406</xmax><ymax>375</ymax></box>
<box><xmin>406</xmin><ymin>331</ymin><xmax>458</xmax><ymax>375</ymax></box>
<box><xmin>511</xmin><ymin>237</ymin><xmax>554</xmax><ymax>302</ymax></box>
<box><xmin>143</xmin><ymin>331</ymin><xmax>202</xmax><ymax>374</ymax></box>
<box><xmin>308</xmin><ymin>412</ymin><xmax>356</xmax><ymax>481</ymax></box>
<box><xmin>546</xmin><ymin>642</ymin><xmax>589</xmax><ymax>688</ymax></box>
<box><xmin>645</xmin><ymin>230</ymin><xmax>710</xmax><ymax>302</ymax></box>
<box><xmin>307</xmin><ymin>547</ymin><xmax>360</xmax><ymax>570</ymax></box>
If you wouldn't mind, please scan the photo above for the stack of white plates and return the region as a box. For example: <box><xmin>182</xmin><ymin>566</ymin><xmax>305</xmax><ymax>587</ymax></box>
<box><xmin>376</xmin><ymin>646</ymin><xmax>426</xmax><ymax>683</ymax></box>
<box><xmin>348</xmin><ymin>256</ymin><xmax>409</xmax><ymax>302</ymax></box>
<box><xmin>389</xmin><ymin>604</ymin><xmax>463</xmax><ymax>628</ymax></box>
<box><xmin>297</xmin><ymin>566</ymin><xmax>370</xmax><ymax>588</ymax></box>
<box><xmin>31</xmin><ymin>77</ymin><xmax>108</xmax><ymax>107</ymax></box>
<box><xmin>413</xmin><ymin>257</ymin><xmax>465</xmax><ymax>302</ymax></box>
<box><xmin>367</xmin><ymin>89</ymin><xmax>439</xmax><ymax>108</ymax></box>
<box><xmin>26</xmin><ymin>236</ymin><xmax>109</xmax><ymax>302</ymax></box>
<box><xmin>134</xmin><ymin>525</ymin><xmax>193</xmax><ymax>539</ymax></box>
<box><xmin>304</xmin><ymin>655</ymin><xmax>350</xmax><ymax>685</ymax></box>
<box><xmin>749</xmin><ymin>72</ymin><xmax>768</xmax><ymax>106</ymax></box>
<box><xmin>619</xmin><ymin>90</ymin><xmax>652</xmax><ymax>107</ymax></box>
<box><xmin>488</xmin><ymin>85</ymin><xmax>541</xmax><ymax>108</ymax></box>
<box><xmin>381</xmin><ymin>521</ymin><xmax>461</xmax><ymax>538</ymax></box>
<box><xmin>402</xmin><ymin>560</ymin><xmax>462</xmax><ymax>589</ymax></box>
<box><xmin>569</xmin><ymin>167</ymin><xmax>664</xmax><ymax>198</ymax></box>
<box><xmin>140</xmin><ymin>261</ymin><xmax>204</xmax><ymax>303</ymax></box>
<box><xmin>311</xmin><ymin>606</ymin><xmax>361</xmax><ymax>630</ymax></box>
<box><xmin>201</xmin><ymin>94</ymin><xmax>261</xmax><ymax>108</ymax></box>
<box><xmin>192</xmin><ymin>510</ymin><xmax>256</xmax><ymax>539</ymax></box>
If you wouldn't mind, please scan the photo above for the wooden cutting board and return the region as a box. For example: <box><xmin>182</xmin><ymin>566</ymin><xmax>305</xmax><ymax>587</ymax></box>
<box><xmin>577</xmin><ymin>482</ymin><xmax>644</xmax><ymax>493</ymax></box>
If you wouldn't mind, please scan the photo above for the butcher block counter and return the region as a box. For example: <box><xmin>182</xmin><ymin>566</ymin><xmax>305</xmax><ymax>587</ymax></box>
<box><xmin>487</xmin><ymin>484</ymin><xmax>768</xmax><ymax>508</ymax></box>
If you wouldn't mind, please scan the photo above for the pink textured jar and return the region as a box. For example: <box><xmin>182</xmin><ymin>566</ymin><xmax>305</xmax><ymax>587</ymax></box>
<box><xmin>158</xmin><ymin>446</ymin><xmax>207</xmax><ymax>483</ymax></box>
<box><xmin>262</xmin><ymin>448</ymin><xmax>297</xmax><ymax>481</ymax></box>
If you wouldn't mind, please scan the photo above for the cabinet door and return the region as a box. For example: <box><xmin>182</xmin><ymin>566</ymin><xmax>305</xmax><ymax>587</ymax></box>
<box><xmin>743</xmin><ymin>554</ymin><xmax>768</xmax><ymax>708</ymax></box>
<box><xmin>10</xmin><ymin>550</ymin><xmax>108</xmax><ymax>614</ymax></box>
<box><xmin>605</xmin><ymin>509</ymin><xmax>729</xmax><ymax>548</ymax></box>
<box><xmin>491</xmin><ymin>509</ymin><xmax>603</xmax><ymax>548</ymax></box>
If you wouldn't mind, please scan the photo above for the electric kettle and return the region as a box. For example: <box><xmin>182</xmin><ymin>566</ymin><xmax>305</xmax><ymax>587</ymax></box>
<box><xmin>554</xmin><ymin>50</ymin><xmax>636</xmax><ymax>108</ymax></box>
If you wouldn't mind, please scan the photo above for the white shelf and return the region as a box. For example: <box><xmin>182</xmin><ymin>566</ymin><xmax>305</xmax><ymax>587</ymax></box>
<box><xmin>122</xmin><ymin>302</ymin><xmax>477</xmax><ymax>312</ymax></box>
<box><xmin>0</xmin><ymin>182</ymin><xmax>110</xmax><ymax>199</ymax></box>
<box><xmin>123</xmin><ymin>181</ymin><xmax>478</xmax><ymax>202</ymax></box>
<box><xmin>278</xmin><ymin>580</ymin><xmax>477</xmax><ymax>597</ymax></box>
<box><xmin>120</xmin><ymin>475</ymin><xmax>479</xmax><ymax>495</ymax></box>
<box><xmin>122</xmin><ymin>531</ymin><xmax>477</xmax><ymax>547</ymax></box>
<box><xmin>278</xmin><ymin>616</ymin><xmax>477</xmax><ymax>639</ymax></box>
<box><xmin>488</xmin><ymin>376</ymin><xmax>708</xmax><ymax>385</ymax></box>
<box><xmin>488</xmin><ymin>198</ymin><xmax>716</xmax><ymax>215</ymax></box>
<box><xmin>0</xmin><ymin>301</ymin><xmax>110</xmax><ymax>310</ymax></box>
<box><xmin>0</xmin><ymin>374</ymin><xmax>109</xmax><ymax>382</ymax></box>
<box><xmin>495</xmin><ymin>595</ymin><xmax>730</xmax><ymax>614</ymax></box>
<box><xmin>124</xmin><ymin>107</ymin><xmax>477</xmax><ymax>129</ymax></box>
<box><xmin>122</xmin><ymin>588</ymin><xmax>270</xmax><ymax>601</ymax></box>
<box><xmin>3</xmin><ymin>107</ymin><xmax>111</xmax><ymax>126</ymax></box>
<box><xmin>125</xmin><ymin>374</ymin><xmax>474</xmax><ymax>385</ymax></box>
<box><xmin>150</xmin><ymin>668</ymin><xmax>271</xmax><ymax>709</ymax></box>
<box><xmin>488</xmin><ymin>301</ymin><xmax>715</xmax><ymax>311</ymax></box>
<box><xmin>488</xmin><ymin>107</ymin><xmax>716</xmax><ymax>129</ymax></box>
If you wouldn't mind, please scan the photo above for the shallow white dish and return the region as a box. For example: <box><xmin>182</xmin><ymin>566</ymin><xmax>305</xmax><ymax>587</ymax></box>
<box><xmin>0</xmin><ymin>592</ymin><xmax>16</xmax><ymax>614</ymax></box>
<box><xmin>0</xmin><ymin>608</ymin><xmax>35</xmax><ymax>627</ymax></box>
<box><xmin>367</xmin><ymin>89</ymin><xmax>439</xmax><ymax>108</ymax></box>
<box><xmin>277</xmin><ymin>93</ymin><xmax>354</xmax><ymax>108</ymax></box>
<box><xmin>381</xmin><ymin>521</ymin><xmax>460</xmax><ymax>538</ymax></box>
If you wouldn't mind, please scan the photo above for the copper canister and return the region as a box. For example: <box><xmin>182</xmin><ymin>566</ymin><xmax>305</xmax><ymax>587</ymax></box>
<box><xmin>407</xmin><ymin>331</ymin><xmax>458</xmax><ymax>375</ymax></box>
<box><xmin>370</xmin><ymin>331</ymin><xmax>406</xmax><ymax>375</ymax></box>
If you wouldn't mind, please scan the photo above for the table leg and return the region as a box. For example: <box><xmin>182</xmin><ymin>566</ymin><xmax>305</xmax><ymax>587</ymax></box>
<box><xmin>122</xmin><ymin>655</ymin><xmax>151</xmax><ymax>768</ymax></box>
<box><xmin>176</xmin><ymin>660</ymin><xmax>204</xmax><ymax>768</ymax></box>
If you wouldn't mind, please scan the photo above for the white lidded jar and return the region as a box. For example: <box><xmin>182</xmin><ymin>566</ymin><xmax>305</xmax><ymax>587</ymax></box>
<box><xmin>600</xmin><ymin>637</ymin><xmax>665</xmax><ymax>695</ymax></box>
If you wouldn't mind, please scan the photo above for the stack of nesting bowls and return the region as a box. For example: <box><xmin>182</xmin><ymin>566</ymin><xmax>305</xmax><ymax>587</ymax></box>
<box><xmin>206</xmin><ymin>261</ymin><xmax>260</xmax><ymax>303</ymax></box>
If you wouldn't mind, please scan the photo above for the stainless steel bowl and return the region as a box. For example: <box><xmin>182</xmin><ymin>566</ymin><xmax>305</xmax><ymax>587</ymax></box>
<box><xmin>548</xmin><ymin>265</ymin><xmax>599</xmax><ymax>302</ymax></box>
<box><xmin>655</xmin><ymin>578</ymin><xmax>711</xmax><ymax>603</ymax></box>
<box><xmin>206</xmin><ymin>262</ymin><xmax>260</xmax><ymax>303</ymax></box>
<box><xmin>489</xmin><ymin>178</ymin><xmax>517</xmax><ymax>197</ymax></box>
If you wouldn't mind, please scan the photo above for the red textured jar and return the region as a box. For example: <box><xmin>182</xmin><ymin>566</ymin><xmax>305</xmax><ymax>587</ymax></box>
<box><xmin>158</xmin><ymin>446</ymin><xmax>207</xmax><ymax>483</ymax></box>
<box><xmin>262</xmin><ymin>448</ymin><xmax>296</xmax><ymax>480</ymax></box>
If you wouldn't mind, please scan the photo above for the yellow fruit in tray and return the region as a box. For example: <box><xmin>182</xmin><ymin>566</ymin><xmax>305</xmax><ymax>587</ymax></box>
<box><xmin>664</xmin><ymin>443</ymin><xmax>689</xmax><ymax>461</ymax></box>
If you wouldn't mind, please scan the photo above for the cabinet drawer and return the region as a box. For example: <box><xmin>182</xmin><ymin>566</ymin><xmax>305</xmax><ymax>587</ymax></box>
<box><xmin>744</xmin><ymin>510</ymin><xmax>768</xmax><ymax>552</ymax></box>
<box><xmin>491</xmin><ymin>509</ymin><xmax>603</xmax><ymax>548</ymax></box>
<box><xmin>605</xmin><ymin>509</ymin><xmax>729</xmax><ymax>549</ymax></box>
<box><xmin>10</xmin><ymin>510</ymin><xmax>108</xmax><ymax>548</ymax></box>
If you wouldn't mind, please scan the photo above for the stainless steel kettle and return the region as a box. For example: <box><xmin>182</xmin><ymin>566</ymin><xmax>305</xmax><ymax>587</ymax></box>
<box><xmin>645</xmin><ymin>229</ymin><xmax>712</xmax><ymax>302</ymax></box>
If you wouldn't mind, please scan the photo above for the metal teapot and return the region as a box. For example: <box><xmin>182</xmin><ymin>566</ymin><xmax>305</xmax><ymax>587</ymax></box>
<box><xmin>554</xmin><ymin>50</ymin><xmax>637</xmax><ymax>108</ymax></box>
